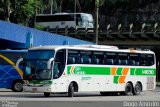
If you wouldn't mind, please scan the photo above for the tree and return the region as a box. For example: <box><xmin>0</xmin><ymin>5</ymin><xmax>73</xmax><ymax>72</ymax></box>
<box><xmin>0</xmin><ymin>0</ymin><xmax>41</xmax><ymax>25</ymax></box>
<box><xmin>95</xmin><ymin>0</ymin><xmax>105</xmax><ymax>44</ymax></box>
<box><xmin>0</xmin><ymin>0</ymin><xmax>12</xmax><ymax>21</ymax></box>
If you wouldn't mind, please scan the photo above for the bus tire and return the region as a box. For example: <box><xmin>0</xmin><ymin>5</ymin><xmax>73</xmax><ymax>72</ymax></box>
<box><xmin>44</xmin><ymin>92</ymin><xmax>50</xmax><ymax>97</ymax></box>
<box><xmin>11</xmin><ymin>81</ymin><xmax>23</xmax><ymax>92</ymax></box>
<box><xmin>124</xmin><ymin>83</ymin><xmax>133</xmax><ymax>95</ymax></box>
<box><xmin>133</xmin><ymin>82</ymin><xmax>142</xmax><ymax>95</ymax></box>
<box><xmin>68</xmin><ymin>83</ymin><xmax>74</xmax><ymax>97</ymax></box>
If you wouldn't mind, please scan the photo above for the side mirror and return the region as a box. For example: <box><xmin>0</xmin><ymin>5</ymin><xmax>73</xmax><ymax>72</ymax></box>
<box><xmin>47</xmin><ymin>58</ymin><xmax>54</xmax><ymax>69</ymax></box>
<box><xmin>16</xmin><ymin>58</ymin><xmax>23</xmax><ymax>68</ymax></box>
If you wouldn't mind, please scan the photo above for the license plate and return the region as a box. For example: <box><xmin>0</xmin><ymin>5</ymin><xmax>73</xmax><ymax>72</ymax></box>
<box><xmin>32</xmin><ymin>88</ymin><xmax>37</xmax><ymax>92</ymax></box>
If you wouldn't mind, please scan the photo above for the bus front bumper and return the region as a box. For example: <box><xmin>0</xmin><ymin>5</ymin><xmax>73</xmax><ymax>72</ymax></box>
<box><xmin>23</xmin><ymin>85</ymin><xmax>52</xmax><ymax>93</ymax></box>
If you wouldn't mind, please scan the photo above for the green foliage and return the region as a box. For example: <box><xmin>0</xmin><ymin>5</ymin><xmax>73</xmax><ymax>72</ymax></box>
<box><xmin>21</xmin><ymin>0</ymin><xmax>37</xmax><ymax>18</ymax></box>
<box><xmin>0</xmin><ymin>0</ymin><xmax>41</xmax><ymax>25</ymax></box>
<box><xmin>35</xmin><ymin>24</ymin><xmax>45</xmax><ymax>30</ymax></box>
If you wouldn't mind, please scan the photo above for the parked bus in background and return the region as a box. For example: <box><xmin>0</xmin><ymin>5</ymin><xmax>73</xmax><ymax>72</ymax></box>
<box><xmin>0</xmin><ymin>50</ymin><xmax>27</xmax><ymax>92</ymax></box>
<box><xmin>35</xmin><ymin>13</ymin><xmax>94</xmax><ymax>29</ymax></box>
<box><xmin>19</xmin><ymin>45</ymin><xmax>156</xmax><ymax>97</ymax></box>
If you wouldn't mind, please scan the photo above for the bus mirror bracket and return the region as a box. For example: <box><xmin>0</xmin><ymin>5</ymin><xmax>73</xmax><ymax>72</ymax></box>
<box><xmin>47</xmin><ymin>58</ymin><xmax>54</xmax><ymax>69</ymax></box>
<box><xmin>16</xmin><ymin>58</ymin><xmax>23</xmax><ymax>68</ymax></box>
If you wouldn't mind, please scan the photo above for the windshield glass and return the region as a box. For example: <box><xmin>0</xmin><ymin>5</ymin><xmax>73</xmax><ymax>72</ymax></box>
<box><xmin>81</xmin><ymin>14</ymin><xmax>94</xmax><ymax>28</ymax></box>
<box><xmin>24</xmin><ymin>50</ymin><xmax>54</xmax><ymax>80</ymax></box>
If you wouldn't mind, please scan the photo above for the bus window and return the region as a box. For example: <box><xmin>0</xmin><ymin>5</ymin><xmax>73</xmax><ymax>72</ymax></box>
<box><xmin>147</xmin><ymin>54</ymin><xmax>154</xmax><ymax>66</ymax></box>
<box><xmin>67</xmin><ymin>50</ymin><xmax>79</xmax><ymax>64</ymax></box>
<box><xmin>129</xmin><ymin>54</ymin><xmax>139</xmax><ymax>66</ymax></box>
<box><xmin>80</xmin><ymin>51</ymin><xmax>92</xmax><ymax>64</ymax></box>
<box><xmin>105</xmin><ymin>53</ymin><xmax>117</xmax><ymax>65</ymax></box>
<box><xmin>0</xmin><ymin>52</ymin><xmax>25</xmax><ymax>65</ymax></box>
<box><xmin>140</xmin><ymin>54</ymin><xmax>147</xmax><ymax>66</ymax></box>
<box><xmin>93</xmin><ymin>51</ymin><xmax>104</xmax><ymax>64</ymax></box>
<box><xmin>118</xmin><ymin>53</ymin><xmax>128</xmax><ymax>65</ymax></box>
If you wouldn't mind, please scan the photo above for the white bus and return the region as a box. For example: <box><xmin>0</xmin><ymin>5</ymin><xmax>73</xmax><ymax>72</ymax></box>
<box><xmin>35</xmin><ymin>13</ymin><xmax>94</xmax><ymax>29</ymax></box>
<box><xmin>19</xmin><ymin>45</ymin><xmax>156</xmax><ymax>97</ymax></box>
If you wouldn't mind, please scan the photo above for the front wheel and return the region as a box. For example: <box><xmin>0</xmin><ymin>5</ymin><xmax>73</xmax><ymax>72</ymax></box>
<box><xmin>11</xmin><ymin>81</ymin><xmax>23</xmax><ymax>92</ymax></box>
<box><xmin>68</xmin><ymin>83</ymin><xmax>74</xmax><ymax>97</ymax></box>
<box><xmin>133</xmin><ymin>82</ymin><xmax>142</xmax><ymax>95</ymax></box>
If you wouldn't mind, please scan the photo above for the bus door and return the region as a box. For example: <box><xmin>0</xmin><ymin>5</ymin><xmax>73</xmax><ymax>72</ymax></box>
<box><xmin>52</xmin><ymin>49</ymin><xmax>67</xmax><ymax>92</ymax></box>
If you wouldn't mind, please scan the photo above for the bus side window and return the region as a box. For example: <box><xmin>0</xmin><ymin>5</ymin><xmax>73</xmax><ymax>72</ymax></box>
<box><xmin>118</xmin><ymin>53</ymin><xmax>128</xmax><ymax>65</ymax></box>
<box><xmin>140</xmin><ymin>54</ymin><xmax>147</xmax><ymax>66</ymax></box>
<box><xmin>147</xmin><ymin>54</ymin><xmax>154</xmax><ymax>66</ymax></box>
<box><xmin>106</xmin><ymin>59</ymin><xmax>114</xmax><ymax>65</ymax></box>
<box><xmin>130</xmin><ymin>60</ymin><xmax>135</xmax><ymax>65</ymax></box>
<box><xmin>106</xmin><ymin>53</ymin><xmax>117</xmax><ymax>65</ymax></box>
<box><xmin>93</xmin><ymin>56</ymin><xmax>100</xmax><ymax>64</ymax></box>
<box><xmin>68</xmin><ymin>57</ymin><xmax>75</xmax><ymax>64</ymax></box>
<box><xmin>93</xmin><ymin>51</ymin><xmax>104</xmax><ymax>64</ymax></box>
<box><xmin>95</xmin><ymin>58</ymin><xmax>100</xmax><ymax>64</ymax></box>
<box><xmin>80</xmin><ymin>51</ymin><xmax>92</xmax><ymax>64</ymax></box>
<box><xmin>68</xmin><ymin>50</ymin><xmax>79</xmax><ymax>64</ymax></box>
<box><xmin>129</xmin><ymin>54</ymin><xmax>139</xmax><ymax>66</ymax></box>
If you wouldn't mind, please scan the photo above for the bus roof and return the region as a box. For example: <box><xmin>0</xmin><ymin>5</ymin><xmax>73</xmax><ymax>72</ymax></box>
<box><xmin>29</xmin><ymin>45</ymin><xmax>155</xmax><ymax>54</ymax></box>
<box><xmin>36</xmin><ymin>13</ymin><xmax>92</xmax><ymax>16</ymax></box>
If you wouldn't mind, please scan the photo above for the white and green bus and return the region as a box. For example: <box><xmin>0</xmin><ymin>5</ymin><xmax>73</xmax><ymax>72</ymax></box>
<box><xmin>19</xmin><ymin>45</ymin><xmax>156</xmax><ymax>97</ymax></box>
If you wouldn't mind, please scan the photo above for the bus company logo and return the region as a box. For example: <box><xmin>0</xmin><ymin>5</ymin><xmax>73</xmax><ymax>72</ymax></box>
<box><xmin>74</xmin><ymin>67</ymin><xmax>85</xmax><ymax>75</ymax></box>
<box><xmin>142</xmin><ymin>70</ymin><xmax>154</xmax><ymax>75</ymax></box>
<box><xmin>75</xmin><ymin>67</ymin><xmax>81</xmax><ymax>72</ymax></box>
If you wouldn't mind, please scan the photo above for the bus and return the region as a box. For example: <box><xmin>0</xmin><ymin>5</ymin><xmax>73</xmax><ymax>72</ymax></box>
<box><xmin>0</xmin><ymin>50</ymin><xmax>27</xmax><ymax>92</ymax></box>
<box><xmin>35</xmin><ymin>13</ymin><xmax>94</xmax><ymax>29</ymax></box>
<box><xmin>19</xmin><ymin>45</ymin><xmax>156</xmax><ymax>97</ymax></box>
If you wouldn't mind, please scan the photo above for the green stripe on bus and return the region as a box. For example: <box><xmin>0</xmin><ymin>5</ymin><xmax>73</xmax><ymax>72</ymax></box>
<box><xmin>68</xmin><ymin>66</ymin><xmax>110</xmax><ymax>75</ymax></box>
<box><xmin>114</xmin><ymin>76</ymin><xmax>119</xmax><ymax>84</ymax></box>
<box><xmin>67</xmin><ymin>66</ymin><xmax>72</xmax><ymax>74</ymax></box>
<box><xmin>130</xmin><ymin>68</ymin><xmax>156</xmax><ymax>76</ymax></box>
<box><xmin>116</xmin><ymin>68</ymin><xmax>123</xmax><ymax>75</ymax></box>
<box><xmin>67</xmin><ymin>66</ymin><xmax>156</xmax><ymax>76</ymax></box>
<box><xmin>130</xmin><ymin>68</ymin><xmax>136</xmax><ymax>75</ymax></box>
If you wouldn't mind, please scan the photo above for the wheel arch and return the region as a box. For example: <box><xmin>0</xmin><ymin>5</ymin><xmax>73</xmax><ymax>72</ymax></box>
<box><xmin>69</xmin><ymin>81</ymin><xmax>78</xmax><ymax>92</ymax></box>
<box><xmin>11</xmin><ymin>79</ymin><xmax>23</xmax><ymax>92</ymax></box>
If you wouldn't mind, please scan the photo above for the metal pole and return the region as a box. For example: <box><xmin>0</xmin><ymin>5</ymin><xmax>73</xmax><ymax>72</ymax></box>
<box><xmin>51</xmin><ymin>0</ymin><xmax>53</xmax><ymax>14</ymax></box>
<box><xmin>95</xmin><ymin>0</ymin><xmax>99</xmax><ymax>45</ymax></box>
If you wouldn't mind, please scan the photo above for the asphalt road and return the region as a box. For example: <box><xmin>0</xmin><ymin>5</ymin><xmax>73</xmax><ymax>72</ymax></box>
<box><xmin>0</xmin><ymin>87</ymin><xmax>160</xmax><ymax>107</ymax></box>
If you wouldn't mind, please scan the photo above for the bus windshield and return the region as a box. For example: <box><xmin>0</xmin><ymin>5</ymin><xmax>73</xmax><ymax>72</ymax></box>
<box><xmin>81</xmin><ymin>14</ymin><xmax>93</xmax><ymax>28</ymax></box>
<box><xmin>24</xmin><ymin>50</ymin><xmax>54</xmax><ymax>80</ymax></box>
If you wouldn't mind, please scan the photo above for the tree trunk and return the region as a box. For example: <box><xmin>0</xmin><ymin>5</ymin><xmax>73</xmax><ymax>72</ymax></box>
<box><xmin>95</xmin><ymin>0</ymin><xmax>99</xmax><ymax>45</ymax></box>
<box><xmin>5</xmin><ymin>0</ymin><xmax>11</xmax><ymax>21</ymax></box>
